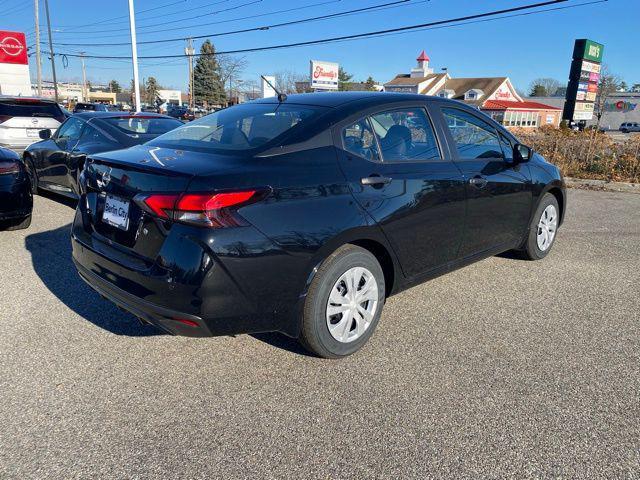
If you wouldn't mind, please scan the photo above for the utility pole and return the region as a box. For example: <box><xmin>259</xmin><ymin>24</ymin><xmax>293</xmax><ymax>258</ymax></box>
<box><xmin>185</xmin><ymin>38</ymin><xmax>194</xmax><ymax>109</ymax></box>
<box><xmin>128</xmin><ymin>0</ymin><xmax>141</xmax><ymax>112</ymax></box>
<box><xmin>43</xmin><ymin>0</ymin><xmax>58</xmax><ymax>102</ymax></box>
<box><xmin>79</xmin><ymin>52</ymin><xmax>87</xmax><ymax>102</ymax></box>
<box><xmin>34</xmin><ymin>0</ymin><xmax>42</xmax><ymax>96</ymax></box>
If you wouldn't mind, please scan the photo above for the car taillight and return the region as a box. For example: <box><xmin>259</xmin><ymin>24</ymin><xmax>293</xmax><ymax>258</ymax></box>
<box><xmin>137</xmin><ymin>189</ymin><xmax>264</xmax><ymax>228</ymax></box>
<box><xmin>0</xmin><ymin>161</ymin><xmax>20</xmax><ymax>174</ymax></box>
<box><xmin>0</xmin><ymin>115</ymin><xmax>11</xmax><ymax>124</ymax></box>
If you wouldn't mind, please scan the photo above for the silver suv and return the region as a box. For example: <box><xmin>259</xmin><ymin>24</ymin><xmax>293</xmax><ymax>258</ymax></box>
<box><xmin>619</xmin><ymin>122</ymin><xmax>640</xmax><ymax>133</ymax></box>
<box><xmin>0</xmin><ymin>96</ymin><xmax>65</xmax><ymax>153</ymax></box>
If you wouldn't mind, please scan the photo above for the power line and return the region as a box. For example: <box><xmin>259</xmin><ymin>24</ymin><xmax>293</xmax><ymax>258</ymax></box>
<box><xmin>52</xmin><ymin>0</ymin><xmax>264</xmax><ymax>35</ymax></box>
<box><xmin>50</xmin><ymin>0</ymin><xmax>414</xmax><ymax>47</ymax></box>
<box><xmin>49</xmin><ymin>0</ymin><xmax>231</xmax><ymax>30</ymax></box>
<box><xmin>47</xmin><ymin>0</ymin><xmax>599</xmax><ymax>60</ymax></box>
<box><xmin>48</xmin><ymin>0</ymin><xmax>345</xmax><ymax>39</ymax></box>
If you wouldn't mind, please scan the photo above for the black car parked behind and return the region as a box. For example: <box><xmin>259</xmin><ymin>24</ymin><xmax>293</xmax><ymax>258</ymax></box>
<box><xmin>24</xmin><ymin>111</ymin><xmax>183</xmax><ymax>200</ymax></box>
<box><xmin>72</xmin><ymin>93</ymin><xmax>566</xmax><ymax>358</ymax></box>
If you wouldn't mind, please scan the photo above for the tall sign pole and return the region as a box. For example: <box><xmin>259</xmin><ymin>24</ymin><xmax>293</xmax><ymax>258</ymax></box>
<box><xmin>43</xmin><ymin>0</ymin><xmax>58</xmax><ymax>101</ymax></box>
<box><xmin>80</xmin><ymin>52</ymin><xmax>87</xmax><ymax>102</ymax></box>
<box><xmin>562</xmin><ymin>39</ymin><xmax>604</xmax><ymax>127</ymax></box>
<box><xmin>34</xmin><ymin>0</ymin><xmax>42</xmax><ymax>96</ymax></box>
<box><xmin>128</xmin><ymin>0</ymin><xmax>141</xmax><ymax>112</ymax></box>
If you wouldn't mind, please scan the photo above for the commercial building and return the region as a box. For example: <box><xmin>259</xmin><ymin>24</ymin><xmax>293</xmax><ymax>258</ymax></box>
<box><xmin>384</xmin><ymin>51</ymin><xmax>562</xmax><ymax>128</ymax></box>
<box><xmin>525</xmin><ymin>93</ymin><xmax>640</xmax><ymax>130</ymax></box>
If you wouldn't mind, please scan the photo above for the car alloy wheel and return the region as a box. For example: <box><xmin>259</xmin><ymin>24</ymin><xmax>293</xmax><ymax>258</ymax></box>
<box><xmin>536</xmin><ymin>204</ymin><xmax>558</xmax><ymax>252</ymax></box>
<box><xmin>326</xmin><ymin>266</ymin><xmax>379</xmax><ymax>343</ymax></box>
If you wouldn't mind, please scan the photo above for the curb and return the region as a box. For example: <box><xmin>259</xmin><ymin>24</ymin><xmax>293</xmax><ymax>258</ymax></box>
<box><xmin>564</xmin><ymin>177</ymin><xmax>640</xmax><ymax>194</ymax></box>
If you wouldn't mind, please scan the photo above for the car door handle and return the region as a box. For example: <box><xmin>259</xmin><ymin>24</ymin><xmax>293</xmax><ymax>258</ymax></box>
<box><xmin>469</xmin><ymin>176</ymin><xmax>488</xmax><ymax>188</ymax></box>
<box><xmin>361</xmin><ymin>176</ymin><xmax>392</xmax><ymax>186</ymax></box>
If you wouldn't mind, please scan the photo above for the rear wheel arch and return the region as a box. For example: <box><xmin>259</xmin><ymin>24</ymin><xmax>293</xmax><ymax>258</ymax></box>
<box><xmin>350</xmin><ymin>238</ymin><xmax>396</xmax><ymax>297</ymax></box>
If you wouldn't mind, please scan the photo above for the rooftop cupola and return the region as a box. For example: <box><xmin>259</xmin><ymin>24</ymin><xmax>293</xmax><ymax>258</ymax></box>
<box><xmin>411</xmin><ymin>50</ymin><xmax>433</xmax><ymax>78</ymax></box>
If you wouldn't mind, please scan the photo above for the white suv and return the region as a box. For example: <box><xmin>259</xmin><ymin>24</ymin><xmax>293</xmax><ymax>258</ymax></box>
<box><xmin>619</xmin><ymin>122</ymin><xmax>640</xmax><ymax>133</ymax></box>
<box><xmin>0</xmin><ymin>96</ymin><xmax>65</xmax><ymax>153</ymax></box>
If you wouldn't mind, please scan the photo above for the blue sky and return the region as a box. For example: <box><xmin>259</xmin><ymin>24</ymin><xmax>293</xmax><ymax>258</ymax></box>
<box><xmin>4</xmin><ymin>0</ymin><xmax>639</xmax><ymax>92</ymax></box>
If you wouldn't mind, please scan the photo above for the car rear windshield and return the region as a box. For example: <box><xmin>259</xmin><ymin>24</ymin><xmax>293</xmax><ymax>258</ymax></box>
<box><xmin>0</xmin><ymin>99</ymin><xmax>62</xmax><ymax>118</ymax></box>
<box><xmin>102</xmin><ymin>116</ymin><xmax>183</xmax><ymax>136</ymax></box>
<box><xmin>148</xmin><ymin>103</ymin><xmax>327</xmax><ymax>152</ymax></box>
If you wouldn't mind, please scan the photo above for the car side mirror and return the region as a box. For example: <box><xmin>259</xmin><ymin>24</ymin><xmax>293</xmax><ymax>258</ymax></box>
<box><xmin>513</xmin><ymin>143</ymin><xmax>533</xmax><ymax>163</ymax></box>
<box><xmin>39</xmin><ymin>129</ymin><xmax>52</xmax><ymax>140</ymax></box>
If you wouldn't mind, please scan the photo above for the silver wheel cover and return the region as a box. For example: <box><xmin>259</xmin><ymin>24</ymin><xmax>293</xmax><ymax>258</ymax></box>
<box><xmin>326</xmin><ymin>266</ymin><xmax>379</xmax><ymax>343</ymax></box>
<box><xmin>537</xmin><ymin>204</ymin><xmax>558</xmax><ymax>251</ymax></box>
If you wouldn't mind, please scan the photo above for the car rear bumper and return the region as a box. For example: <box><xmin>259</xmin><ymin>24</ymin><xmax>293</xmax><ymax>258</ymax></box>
<box><xmin>73</xmin><ymin>257</ymin><xmax>211</xmax><ymax>337</ymax></box>
<box><xmin>0</xmin><ymin>177</ymin><xmax>32</xmax><ymax>220</ymax></box>
<box><xmin>71</xmin><ymin>223</ymin><xmax>285</xmax><ymax>337</ymax></box>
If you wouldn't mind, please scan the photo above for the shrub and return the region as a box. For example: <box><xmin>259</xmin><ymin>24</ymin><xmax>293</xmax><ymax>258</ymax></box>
<box><xmin>512</xmin><ymin>128</ymin><xmax>640</xmax><ymax>183</ymax></box>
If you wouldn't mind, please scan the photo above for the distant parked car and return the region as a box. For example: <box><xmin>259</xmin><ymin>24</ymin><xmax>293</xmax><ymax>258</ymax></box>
<box><xmin>73</xmin><ymin>102</ymin><xmax>110</xmax><ymax>113</ymax></box>
<box><xmin>0</xmin><ymin>146</ymin><xmax>32</xmax><ymax>230</ymax></box>
<box><xmin>0</xmin><ymin>96</ymin><xmax>65</xmax><ymax>153</ymax></box>
<box><xmin>168</xmin><ymin>106</ymin><xmax>195</xmax><ymax>121</ymax></box>
<box><xmin>619</xmin><ymin>122</ymin><xmax>640</xmax><ymax>133</ymax></box>
<box><xmin>23</xmin><ymin>111</ymin><xmax>183</xmax><ymax>201</ymax></box>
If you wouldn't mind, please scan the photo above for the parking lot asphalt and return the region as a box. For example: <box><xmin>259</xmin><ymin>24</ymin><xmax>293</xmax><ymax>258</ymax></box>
<box><xmin>1</xmin><ymin>189</ymin><xmax>639</xmax><ymax>479</ymax></box>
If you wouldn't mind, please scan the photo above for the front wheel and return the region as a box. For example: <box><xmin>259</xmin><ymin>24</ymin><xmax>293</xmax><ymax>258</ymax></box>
<box><xmin>299</xmin><ymin>244</ymin><xmax>385</xmax><ymax>358</ymax></box>
<box><xmin>521</xmin><ymin>193</ymin><xmax>560</xmax><ymax>260</ymax></box>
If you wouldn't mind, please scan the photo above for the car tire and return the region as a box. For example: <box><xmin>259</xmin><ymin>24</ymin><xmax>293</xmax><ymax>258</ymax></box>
<box><xmin>299</xmin><ymin>244</ymin><xmax>386</xmax><ymax>359</ymax></box>
<box><xmin>521</xmin><ymin>193</ymin><xmax>560</xmax><ymax>260</ymax></box>
<box><xmin>4</xmin><ymin>214</ymin><xmax>32</xmax><ymax>231</ymax></box>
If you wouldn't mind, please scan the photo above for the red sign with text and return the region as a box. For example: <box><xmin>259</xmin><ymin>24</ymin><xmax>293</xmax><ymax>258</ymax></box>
<box><xmin>0</xmin><ymin>31</ymin><xmax>28</xmax><ymax>65</ymax></box>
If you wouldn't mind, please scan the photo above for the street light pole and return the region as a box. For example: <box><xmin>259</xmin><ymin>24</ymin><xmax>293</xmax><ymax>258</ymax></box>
<box><xmin>128</xmin><ymin>0</ymin><xmax>141</xmax><ymax>112</ymax></box>
<box><xmin>185</xmin><ymin>38</ymin><xmax>194</xmax><ymax>109</ymax></box>
<box><xmin>34</xmin><ymin>0</ymin><xmax>42</xmax><ymax>96</ymax></box>
<box><xmin>80</xmin><ymin>52</ymin><xmax>87</xmax><ymax>102</ymax></box>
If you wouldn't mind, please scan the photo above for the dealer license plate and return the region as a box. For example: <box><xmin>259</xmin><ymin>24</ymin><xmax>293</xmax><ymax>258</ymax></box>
<box><xmin>102</xmin><ymin>194</ymin><xmax>130</xmax><ymax>230</ymax></box>
<box><xmin>26</xmin><ymin>129</ymin><xmax>40</xmax><ymax>138</ymax></box>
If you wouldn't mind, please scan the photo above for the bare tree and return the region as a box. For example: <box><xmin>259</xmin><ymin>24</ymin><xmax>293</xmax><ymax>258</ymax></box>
<box><xmin>274</xmin><ymin>70</ymin><xmax>308</xmax><ymax>94</ymax></box>
<box><xmin>218</xmin><ymin>55</ymin><xmax>249</xmax><ymax>101</ymax></box>
<box><xmin>594</xmin><ymin>65</ymin><xmax>622</xmax><ymax>127</ymax></box>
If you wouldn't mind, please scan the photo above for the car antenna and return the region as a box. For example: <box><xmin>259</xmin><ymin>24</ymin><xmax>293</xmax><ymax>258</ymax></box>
<box><xmin>260</xmin><ymin>75</ymin><xmax>287</xmax><ymax>103</ymax></box>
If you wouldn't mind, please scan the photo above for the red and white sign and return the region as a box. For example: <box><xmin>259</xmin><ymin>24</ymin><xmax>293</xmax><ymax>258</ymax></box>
<box><xmin>310</xmin><ymin>60</ymin><xmax>339</xmax><ymax>90</ymax></box>
<box><xmin>0</xmin><ymin>31</ymin><xmax>28</xmax><ymax>65</ymax></box>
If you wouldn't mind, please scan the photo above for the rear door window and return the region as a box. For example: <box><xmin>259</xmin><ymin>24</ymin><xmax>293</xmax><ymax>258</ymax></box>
<box><xmin>441</xmin><ymin>108</ymin><xmax>504</xmax><ymax>159</ymax></box>
<box><xmin>369</xmin><ymin>108</ymin><xmax>440</xmax><ymax>162</ymax></box>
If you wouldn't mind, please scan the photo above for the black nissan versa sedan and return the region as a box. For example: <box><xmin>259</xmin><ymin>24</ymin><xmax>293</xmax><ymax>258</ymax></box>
<box><xmin>23</xmin><ymin>112</ymin><xmax>183</xmax><ymax>200</ymax></box>
<box><xmin>71</xmin><ymin>92</ymin><xmax>565</xmax><ymax>358</ymax></box>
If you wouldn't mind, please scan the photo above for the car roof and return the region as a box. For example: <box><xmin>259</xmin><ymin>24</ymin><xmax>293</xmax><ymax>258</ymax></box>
<box><xmin>251</xmin><ymin>91</ymin><xmax>453</xmax><ymax>108</ymax></box>
<box><xmin>72</xmin><ymin>111</ymin><xmax>174</xmax><ymax>120</ymax></box>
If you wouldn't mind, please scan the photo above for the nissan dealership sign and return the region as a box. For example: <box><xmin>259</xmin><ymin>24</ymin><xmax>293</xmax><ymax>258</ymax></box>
<box><xmin>310</xmin><ymin>60</ymin><xmax>339</xmax><ymax>90</ymax></box>
<box><xmin>0</xmin><ymin>30</ymin><xmax>31</xmax><ymax>96</ymax></box>
<box><xmin>0</xmin><ymin>31</ymin><xmax>28</xmax><ymax>65</ymax></box>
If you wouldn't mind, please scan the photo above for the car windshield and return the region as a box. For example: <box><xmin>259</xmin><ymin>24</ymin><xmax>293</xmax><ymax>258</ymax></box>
<box><xmin>102</xmin><ymin>116</ymin><xmax>183</xmax><ymax>137</ymax></box>
<box><xmin>0</xmin><ymin>100</ymin><xmax>61</xmax><ymax>118</ymax></box>
<box><xmin>148</xmin><ymin>103</ymin><xmax>327</xmax><ymax>152</ymax></box>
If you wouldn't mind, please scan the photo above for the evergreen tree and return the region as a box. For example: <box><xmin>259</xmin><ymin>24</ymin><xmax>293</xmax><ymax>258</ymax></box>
<box><xmin>364</xmin><ymin>76</ymin><xmax>376</xmax><ymax>91</ymax></box>
<box><xmin>145</xmin><ymin>77</ymin><xmax>160</xmax><ymax>105</ymax></box>
<box><xmin>193</xmin><ymin>40</ymin><xmax>226</xmax><ymax>106</ymax></box>
<box><xmin>109</xmin><ymin>79</ymin><xmax>122</xmax><ymax>93</ymax></box>
<box><xmin>338</xmin><ymin>67</ymin><xmax>353</xmax><ymax>91</ymax></box>
<box><xmin>529</xmin><ymin>84</ymin><xmax>547</xmax><ymax>97</ymax></box>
